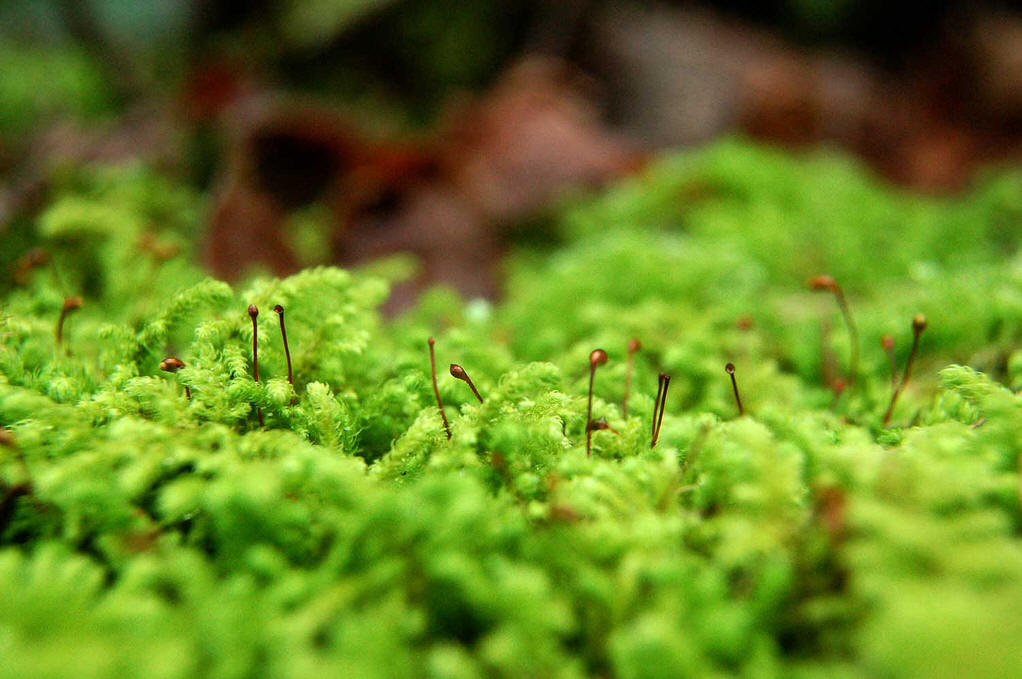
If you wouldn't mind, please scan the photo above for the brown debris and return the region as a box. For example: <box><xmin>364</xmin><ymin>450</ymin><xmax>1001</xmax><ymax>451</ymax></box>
<box><xmin>204</xmin><ymin>58</ymin><xmax>639</xmax><ymax>304</ymax></box>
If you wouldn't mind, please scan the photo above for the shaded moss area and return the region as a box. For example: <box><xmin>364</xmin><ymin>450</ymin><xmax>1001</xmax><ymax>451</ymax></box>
<box><xmin>2</xmin><ymin>141</ymin><xmax>1022</xmax><ymax>678</ymax></box>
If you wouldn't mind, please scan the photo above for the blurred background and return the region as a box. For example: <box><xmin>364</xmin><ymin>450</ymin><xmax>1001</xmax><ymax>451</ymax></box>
<box><xmin>2</xmin><ymin>0</ymin><xmax>1021</xmax><ymax>302</ymax></box>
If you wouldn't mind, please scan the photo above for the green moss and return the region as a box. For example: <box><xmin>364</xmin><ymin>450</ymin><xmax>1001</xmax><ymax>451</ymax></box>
<box><xmin>2</xmin><ymin>142</ymin><xmax>1022</xmax><ymax>678</ymax></box>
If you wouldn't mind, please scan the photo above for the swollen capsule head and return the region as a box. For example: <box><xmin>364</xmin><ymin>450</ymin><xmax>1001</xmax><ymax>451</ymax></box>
<box><xmin>62</xmin><ymin>296</ymin><xmax>83</xmax><ymax>312</ymax></box>
<box><xmin>725</xmin><ymin>363</ymin><xmax>735</xmax><ymax>375</ymax></box>
<box><xmin>160</xmin><ymin>357</ymin><xmax>186</xmax><ymax>373</ymax></box>
<box><xmin>273</xmin><ymin>304</ymin><xmax>284</xmax><ymax>315</ymax></box>
<box><xmin>248</xmin><ymin>304</ymin><xmax>258</xmax><ymax>318</ymax></box>
<box><xmin>808</xmin><ymin>275</ymin><xmax>838</xmax><ymax>292</ymax></box>
<box><xmin>881</xmin><ymin>335</ymin><xmax>894</xmax><ymax>350</ymax></box>
<box><xmin>912</xmin><ymin>313</ymin><xmax>927</xmax><ymax>333</ymax></box>
<box><xmin>450</xmin><ymin>364</ymin><xmax>468</xmax><ymax>380</ymax></box>
<box><xmin>589</xmin><ymin>349</ymin><xmax>608</xmax><ymax>368</ymax></box>
<box><xmin>627</xmin><ymin>338</ymin><xmax>641</xmax><ymax>353</ymax></box>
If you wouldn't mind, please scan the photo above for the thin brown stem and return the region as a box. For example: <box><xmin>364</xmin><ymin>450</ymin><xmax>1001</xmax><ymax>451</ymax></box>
<box><xmin>725</xmin><ymin>362</ymin><xmax>744</xmax><ymax>416</ymax></box>
<box><xmin>248</xmin><ymin>305</ymin><xmax>264</xmax><ymax>427</ymax></box>
<box><xmin>819</xmin><ymin>316</ymin><xmax>838</xmax><ymax>391</ymax></box>
<box><xmin>882</xmin><ymin>314</ymin><xmax>927</xmax><ymax>426</ymax></box>
<box><xmin>273</xmin><ymin>305</ymin><xmax>293</xmax><ymax>385</ymax></box>
<box><xmin>622</xmin><ymin>338</ymin><xmax>641</xmax><ymax>417</ymax></box>
<box><xmin>450</xmin><ymin>364</ymin><xmax>483</xmax><ymax>403</ymax></box>
<box><xmin>429</xmin><ymin>337</ymin><xmax>451</xmax><ymax>439</ymax></box>
<box><xmin>809</xmin><ymin>275</ymin><xmax>859</xmax><ymax>387</ymax></box>
<box><xmin>835</xmin><ymin>289</ymin><xmax>858</xmax><ymax>385</ymax></box>
<box><xmin>586</xmin><ymin>349</ymin><xmax>608</xmax><ymax>457</ymax></box>
<box><xmin>651</xmin><ymin>372</ymin><xmax>670</xmax><ymax>448</ymax></box>
<box><xmin>652</xmin><ymin>373</ymin><xmax>665</xmax><ymax>440</ymax></box>
<box><xmin>55</xmin><ymin>296</ymin><xmax>82</xmax><ymax>353</ymax></box>
<box><xmin>655</xmin><ymin>375</ymin><xmax>670</xmax><ymax>446</ymax></box>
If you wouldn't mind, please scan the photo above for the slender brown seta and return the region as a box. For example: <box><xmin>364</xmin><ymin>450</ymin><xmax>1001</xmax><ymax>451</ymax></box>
<box><xmin>249</xmin><ymin>305</ymin><xmax>264</xmax><ymax>427</ymax></box>
<box><xmin>652</xmin><ymin>372</ymin><xmax>664</xmax><ymax>440</ymax></box>
<box><xmin>818</xmin><ymin>317</ymin><xmax>839</xmax><ymax>393</ymax></box>
<box><xmin>159</xmin><ymin>357</ymin><xmax>191</xmax><ymax>400</ymax></box>
<box><xmin>429</xmin><ymin>337</ymin><xmax>451</xmax><ymax>439</ymax></box>
<box><xmin>651</xmin><ymin>372</ymin><xmax>670</xmax><ymax>448</ymax></box>
<box><xmin>725</xmin><ymin>362</ymin><xmax>744</xmax><ymax>416</ymax></box>
<box><xmin>622</xmin><ymin>338</ymin><xmax>641</xmax><ymax>417</ymax></box>
<box><xmin>882</xmin><ymin>334</ymin><xmax>897</xmax><ymax>390</ymax></box>
<box><xmin>273</xmin><ymin>305</ymin><xmax>293</xmax><ymax>385</ymax></box>
<box><xmin>586</xmin><ymin>349</ymin><xmax>608</xmax><ymax>457</ymax></box>
<box><xmin>55</xmin><ymin>296</ymin><xmax>82</xmax><ymax>351</ymax></box>
<box><xmin>450</xmin><ymin>364</ymin><xmax>483</xmax><ymax>403</ymax></box>
<box><xmin>809</xmin><ymin>274</ymin><xmax>859</xmax><ymax>387</ymax></box>
<box><xmin>882</xmin><ymin>313</ymin><xmax>928</xmax><ymax>426</ymax></box>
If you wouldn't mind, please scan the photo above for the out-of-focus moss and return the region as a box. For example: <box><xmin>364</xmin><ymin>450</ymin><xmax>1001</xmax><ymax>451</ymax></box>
<box><xmin>0</xmin><ymin>45</ymin><xmax>116</xmax><ymax>140</ymax></box>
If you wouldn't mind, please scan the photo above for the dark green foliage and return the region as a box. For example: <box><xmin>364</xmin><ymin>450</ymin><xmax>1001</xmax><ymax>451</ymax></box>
<box><xmin>2</xmin><ymin>142</ymin><xmax>1022</xmax><ymax>678</ymax></box>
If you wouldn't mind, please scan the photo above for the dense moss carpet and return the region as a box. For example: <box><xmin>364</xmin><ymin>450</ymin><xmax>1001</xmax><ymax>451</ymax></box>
<box><xmin>2</xmin><ymin>140</ymin><xmax>1022</xmax><ymax>678</ymax></box>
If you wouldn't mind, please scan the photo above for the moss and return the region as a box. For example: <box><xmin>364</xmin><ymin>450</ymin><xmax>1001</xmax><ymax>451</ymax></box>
<box><xmin>2</xmin><ymin>141</ymin><xmax>1022</xmax><ymax>678</ymax></box>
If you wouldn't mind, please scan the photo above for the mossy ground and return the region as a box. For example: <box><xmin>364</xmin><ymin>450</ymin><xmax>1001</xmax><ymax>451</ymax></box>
<box><xmin>2</xmin><ymin>139</ymin><xmax>1022</xmax><ymax>678</ymax></box>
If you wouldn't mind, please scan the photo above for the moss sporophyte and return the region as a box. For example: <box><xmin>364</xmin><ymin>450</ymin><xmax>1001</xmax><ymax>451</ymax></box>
<box><xmin>809</xmin><ymin>274</ymin><xmax>858</xmax><ymax>390</ymax></box>
<box><xmin>725</xmin><ymin>362</ymin><xmax>743</xmax><ymax>417</ymax></box>
<box><xmin>5</xmin><ymin>142</ymin><xmax>1022</xmax><ymax>678</ymax></box>
<box><xmin>882</xmin><ymin>313</ymin><xmax>928</xmax><ymax>426</ymax></box>
<box><xmin>428</xmin><ymin>336</ymin><xmax>452</xmax><ymax>439</ymax></box>
<box><xmin>55</xmin><ymin>296</ymin><xmax>82</xmax><ymax>352</ymax></box>
<box><xmin>450</xmin><ymin>363</ymin><xmax>483</xmax><ymax>403</ymax></box>
<box><xmin>159</xmin><ymin>357</ymin><xmax>190</xmax><ymax>400</ymax></box>
<box><xmin>248</xmin><ymin>304</ymin><xmax>264</xmax><ymax>427</ymax></box>
<box><xmin>273</xmin><ymin>304</ymin><xmax>293</xmax><ymax>386</ymax></box>
<box><xmin>585</xmin><ymin>349</ymin><xmax>608</xmax><ymax>457</ymax></box>
<box><xmin>651</xmin><ymin>372</ymin><xmax>670</xmax><ymax>448</ymax></box>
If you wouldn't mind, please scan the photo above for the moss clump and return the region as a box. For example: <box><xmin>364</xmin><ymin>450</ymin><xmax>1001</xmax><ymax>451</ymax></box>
<box><xmin>2</xmin><ymin>141</ymin><xmax>1022</xmax><ymax>678</ymax></box>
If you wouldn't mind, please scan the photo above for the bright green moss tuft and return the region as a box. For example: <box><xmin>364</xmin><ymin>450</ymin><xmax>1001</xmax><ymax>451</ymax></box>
<box><xmin>2</xmin><ymin>143</ymin><xmax>1022</xmax><ymax>678</ymax></box>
